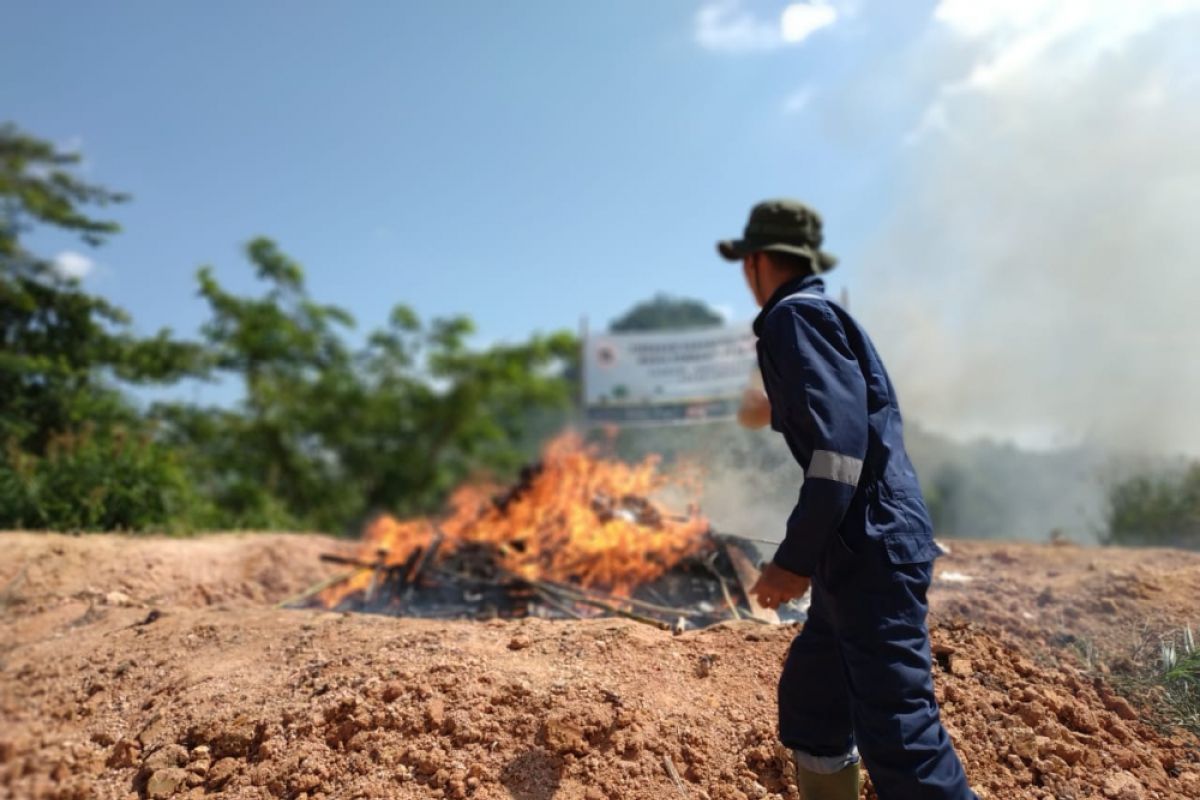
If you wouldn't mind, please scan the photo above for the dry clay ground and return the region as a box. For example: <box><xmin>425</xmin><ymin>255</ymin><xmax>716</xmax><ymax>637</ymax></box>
<box><xmin>2</xmin><ymin>533</ymin><xmax>1200</xmax><ymax>800</ymax></box>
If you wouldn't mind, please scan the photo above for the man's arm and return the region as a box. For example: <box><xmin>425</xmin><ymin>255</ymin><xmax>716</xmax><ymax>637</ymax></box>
<box><xmin>759</xmin><ymin>302</ymin><xmax>868</xmax><ymax>577</ymax></box>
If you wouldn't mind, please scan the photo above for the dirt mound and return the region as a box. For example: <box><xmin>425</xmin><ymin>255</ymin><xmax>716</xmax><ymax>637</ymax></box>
<box><xmin>928</xmin><ymin>621</ymin><xmax>1199</xmax><ymax>799</ymax></box>
<box><xmin>0</xmin><ymin>533</ymin><xmax>342</xmax><ymax>614</ymax></box>
<box><xmin>2</xmin><ymin>533</ymin><xmax>1199</xmax><ymax>799</ymax></box>
<box><xmin>929</xmin><ymin>540</ymin><xmax>1200</xmax><ymax>662</ymax></box>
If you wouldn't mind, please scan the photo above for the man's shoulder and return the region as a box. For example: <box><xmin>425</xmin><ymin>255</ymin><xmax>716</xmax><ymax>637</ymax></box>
<box><xmin>777</xmin><ymin>287</ymin><xmax>830</xmax><ymax>306</ymax></box>
<box><xmin>764</xmin><ymin>291</ymin><xmax>838</xmax><ymax>334</ymax></box>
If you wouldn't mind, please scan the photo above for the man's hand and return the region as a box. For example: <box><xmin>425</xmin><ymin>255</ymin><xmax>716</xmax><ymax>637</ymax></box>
<box><xmin>750</xmin><ymin>562</ymin><xmax>811</xmax><ymax>610</ymax></box>
<box><xmin>737</xmin><ymin>388</ymin><xmax>771</xmax><ymax>429</ymax></box>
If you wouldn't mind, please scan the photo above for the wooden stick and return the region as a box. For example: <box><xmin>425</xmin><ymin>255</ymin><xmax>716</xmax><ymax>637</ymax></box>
<box><xmin>521</xmin><ymin>573</ymin><xmax>701</xmax><ymax>618</ymax></box>
<box><xmin>703</xmin><ymin>553</ymin><xmax>741</xmax><ymax>621</ymax></box>
<box><xmin>533</xmin><ymin>580</ymin><xmax>671</xmax><ymax>631</ymax></box>
<box><xmin>714</xmin><ymin>531</ymin><xmax>781</xmax><ymax>547</ymax></box>
<box><xmin>533</xmin><ymin>588</ymin><xmax>584</xmax><ymax>619</ymax></box>
<box><xmin>640</xmin><ymin>585</ymin><xmax>673</xmax><ymax>607</ymax></box>
<box><xmin>275</xmin><ymin>568</ymin><xmax>365</xmax><ymax>609</ymax></box>
<box><xmin>397</xmin><ymin>565</ymin><xmax>685</xmax><ymax>631</ymax></box>
<box><xmin>407</xmin><ymin>531</ymin><xmax>445</xmax><ymax>586</ymax></box>
<box><xmin>318</xmin><ymin>553</ymin><xmax>379</xmax><ymax>569</ymax></box>
<box><xmin>427</xmin><ymin>565</ymin><xmax>505</xmax><ymax>585</ymax></box>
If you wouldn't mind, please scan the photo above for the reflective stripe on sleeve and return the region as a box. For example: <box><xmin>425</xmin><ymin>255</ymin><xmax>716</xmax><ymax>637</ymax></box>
<box><xmin>808</xmin><ymin>450</ymin><xmax>864</xmax><ymax>486</ymax></box>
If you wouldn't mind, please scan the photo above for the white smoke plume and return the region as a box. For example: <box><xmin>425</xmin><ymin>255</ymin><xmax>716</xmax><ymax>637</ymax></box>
<box><xmin>679</xmin><ymin>2</ymin><xmax>1200</xmax><ymax>544</ymax></box>
<box><xmin>858</xmin><ymin>2</ymin><xmax>1200</xmax><ymax>457</ymax></box>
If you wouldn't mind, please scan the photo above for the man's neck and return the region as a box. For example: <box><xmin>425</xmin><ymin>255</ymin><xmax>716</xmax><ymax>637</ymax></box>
<box><xmin>758</xmin><ymin>271</ymin><xmax>814</xmax><ymax>307</ymax></box>
<box><xmin>752</xmin><ymin>273</ymin><xmax>823</xmax><ymax>336</ymax></box>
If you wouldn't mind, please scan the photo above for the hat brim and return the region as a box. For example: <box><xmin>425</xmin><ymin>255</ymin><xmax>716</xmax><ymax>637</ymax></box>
<box><xmin>716</xmin><ymin>239</ymin><xmax>838</xmax><ymax>272</ymax></box>
<box><xmin>717</xmin><ymin>239</ymin><xmax>751</xmax><ymax>261</ymax></box>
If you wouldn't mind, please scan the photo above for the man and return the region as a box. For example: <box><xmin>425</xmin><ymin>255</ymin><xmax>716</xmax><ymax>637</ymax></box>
<box><xmin>718</xmin><ymin>199</ymin><xmax>976</xmax><ymax>800</ymax></box>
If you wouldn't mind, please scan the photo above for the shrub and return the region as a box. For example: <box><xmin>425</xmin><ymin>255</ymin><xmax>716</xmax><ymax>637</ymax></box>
<box><xmin>0</xmin><ymin>424</ymin><xmax>204</xmax><ymax>532</ymax></box>
<box><xmin>1106</xmin><ymin>464</ymin><xmax>1200</xmax><ymax>549</ymax></box>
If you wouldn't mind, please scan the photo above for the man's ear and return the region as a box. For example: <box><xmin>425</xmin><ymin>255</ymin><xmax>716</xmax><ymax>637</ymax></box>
<box><xmin>744</xmin><ymin>254</ymin><xmax>760</xmax><ymax>299</ymax></box>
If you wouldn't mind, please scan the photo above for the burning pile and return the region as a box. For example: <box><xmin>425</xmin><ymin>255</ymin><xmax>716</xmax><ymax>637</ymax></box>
<box><xmin>304</xmin><ymin>433</ymin><xmax>786</xmax><ymax>629</ymax></box>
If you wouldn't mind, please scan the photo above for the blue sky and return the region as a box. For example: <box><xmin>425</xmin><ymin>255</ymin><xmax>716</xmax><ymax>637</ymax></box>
<box><xmin>5</xmin><ymin>1</ymin><xmax>1199</xmax><ymax>452</ymax></box>
<box><xmin>2</xmin><ymin>2</ymin><xmax>929</xmax><ymax>342</ymax></box>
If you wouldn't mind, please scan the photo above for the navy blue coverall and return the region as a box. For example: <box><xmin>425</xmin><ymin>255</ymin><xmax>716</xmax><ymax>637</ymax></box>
<box><xmin>755</xmin><ymin>275</ymin><xmax>975</xmax><ymax>800</ymax></box>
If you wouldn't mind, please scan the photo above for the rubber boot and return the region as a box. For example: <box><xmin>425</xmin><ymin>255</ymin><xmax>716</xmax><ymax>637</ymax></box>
<box><xmin>795</xmin><ymin>762</ymin><xmax>861</xmax><ymax>800</ymax></box>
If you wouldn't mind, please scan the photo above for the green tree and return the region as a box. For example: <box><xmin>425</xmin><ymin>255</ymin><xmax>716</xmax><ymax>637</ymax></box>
<box><xmin>1</xmin><ymin>123</ymin><xmax>579</xmax><ymax>533</ymax></box>
<box><xmin>1107</xmin><ymin>464</ymin><xmax>1200</xmax><ymax>549</ymax></box>
<box><xmin>609</xmin><ymin>294</ymin><xmax>724</xmax><ymax>332</ymax></box>
<box><xmin>159</xmin><ymin>240</ymin><xmax>579</xmax><ymax>531</ymax></box>
<box><xmin>599</xmin><ymin>294</ymin><xmax>743</xmax><ymax>459</ymax></box>
<box><xmin>348</xmin><ymin>309</ymin><xmax>578</xmax><ymax>517</ymax></box>
<box><xmin>0</xmin><ymin>124</ymin><xmax>207</xmax><ymax>529</ymax></box>
<box><xmin>183</xmin><ymin>238</ymin><xmax>359</xmax><ymax>528</ymax></box>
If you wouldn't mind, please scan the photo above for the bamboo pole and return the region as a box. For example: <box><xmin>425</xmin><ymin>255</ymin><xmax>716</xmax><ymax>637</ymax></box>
<box><xmin>275</xmin><ymin>568</ymin><xmax>365</xmax><ymax>609</ymax></box>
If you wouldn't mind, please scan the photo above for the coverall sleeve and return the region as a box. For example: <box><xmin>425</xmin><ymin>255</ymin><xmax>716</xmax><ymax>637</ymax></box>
<box><xmin>759</xmin><ymin>302</ymin><xmax>868</xmax><ymax>577</ymax></box>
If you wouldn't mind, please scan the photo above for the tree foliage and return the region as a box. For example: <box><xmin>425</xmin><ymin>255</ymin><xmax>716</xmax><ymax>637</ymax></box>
<box><xmin>0</xmin><ymin>124</ymin><xmax>578</xmax><ymax>533</ymax></box>
<box><xmin>0</xmin><ymin>424</ymin><xmax>200</xmax><ymax>531</ymax></box>
<box><xmin>0</xmin><ymin>123</ymin><xmax>126</xmax><ymax>256</ymax></box>
<box><xmin>1</xmin><ymin>124</ymin><xmax>206</xmax><ymax>454</ymax></box>
<box><xmin>157</xmin><ymin>240</ymin><xmax>577</xmax><ymax>531</ymax></box>
<box><xmin>1107</xmin><ymin>464</ymin><xmax>1200</xmax><ymax>549</ymax></box>
<box><xmin>609</xmin><ymin>294</ymin><xmax>724</xmax><ymax>332</ymax></box>
<box><xmin>1</xmin><ymin>124</ymin><xmax>210</xmax><ymax>530</ymax></box>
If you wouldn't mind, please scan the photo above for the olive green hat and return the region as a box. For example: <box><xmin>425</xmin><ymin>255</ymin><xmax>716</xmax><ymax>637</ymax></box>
<box><xmin>716</xmin><ymin>198</ymin><xmax>838</xmax><ymax>272</ymax></box>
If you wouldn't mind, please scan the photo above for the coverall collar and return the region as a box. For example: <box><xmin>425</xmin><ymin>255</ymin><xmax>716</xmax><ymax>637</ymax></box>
<box><xmin>753</xmin><ymin>274</ymin><xmax>826</xmax><ymax>336</ymax></box>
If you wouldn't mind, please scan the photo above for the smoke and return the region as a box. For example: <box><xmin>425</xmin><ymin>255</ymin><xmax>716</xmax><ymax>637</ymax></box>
<box><xmin>856</xmin><ymin>2</ymin><xmax>1200</xmax><ymax>457</ymax></box>
<box><xmin>639</xmin><ymin>3</ymin><xmax>1200</xmax><ymax>545</ymax></box>
<box><xmin>691</xmin><ymin>432</ymin><xmax>800</xmax><ymax>545</ymax></box>
<box><xmin>689</xmin><ymin>422</ymin><xmax>1110</xmax><ymax>546</ymax></box>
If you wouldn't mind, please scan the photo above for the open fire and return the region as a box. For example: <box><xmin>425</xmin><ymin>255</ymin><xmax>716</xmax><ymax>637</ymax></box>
<box><xmin>303</xmin><ymin>433</ymin><xmax>795</xmax><ymax>629</ymax></box>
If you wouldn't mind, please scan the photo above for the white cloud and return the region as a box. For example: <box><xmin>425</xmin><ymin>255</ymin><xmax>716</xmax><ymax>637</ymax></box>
<box><xmin>695</xmin><ymin>0</ymin><xmax>778</xmax><ymax>52</ymax></box>
<box><xmin>695</xmin><ymin>0</ymin><xmax>838</xmax><ymax>53</ymax></box>
<box><xmin>781</xmin><ymin>2</ymin><xmax>838</xmax><ymax>43</ymax></box>
<box><xmin>53</xmin><ymin>251</ymin><xmax>95</xmax><ymax>280</ymax></box>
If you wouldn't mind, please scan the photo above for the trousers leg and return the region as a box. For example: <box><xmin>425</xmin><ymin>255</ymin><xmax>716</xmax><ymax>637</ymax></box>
<box><xmin>832</xmin><ymin>560</ymin><xmax>976</xmax><ymax>800</ymax></box>
<box><xmin>778</xmin><ymin>581</ymin><xmax>857</xmax><ymax>770</ymax></box>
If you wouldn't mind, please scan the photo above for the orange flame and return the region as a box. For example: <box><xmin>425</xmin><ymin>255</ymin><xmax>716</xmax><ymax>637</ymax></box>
<box><xmin>320</xmin><ymin>432</ymin><xmax>710</xmax><ymax>606</ymax></box>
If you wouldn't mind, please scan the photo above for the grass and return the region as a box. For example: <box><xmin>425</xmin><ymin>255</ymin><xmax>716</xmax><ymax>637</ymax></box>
<box><xmin>1100</xmin><ymin>624</ymin><xmax>1200</xmax><ymax>738</ymax></box>
<box><xmin>1158</xmin><ymin>626</ymin><xmax>1200</xmax><ymax>735</ymax></box>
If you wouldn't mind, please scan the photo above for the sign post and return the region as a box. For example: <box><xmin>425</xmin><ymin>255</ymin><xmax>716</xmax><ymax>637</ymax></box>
<box><xmin>581</xmin><ymin>323</ymin><xmax>757</xmax><ymax>426</ymax></box>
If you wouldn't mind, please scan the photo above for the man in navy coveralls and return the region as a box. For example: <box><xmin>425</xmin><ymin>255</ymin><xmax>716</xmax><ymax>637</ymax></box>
<box><xmin>720</xmin><ymin>199</ymin><xmax>976</xmax><ymax>800</ymax></box>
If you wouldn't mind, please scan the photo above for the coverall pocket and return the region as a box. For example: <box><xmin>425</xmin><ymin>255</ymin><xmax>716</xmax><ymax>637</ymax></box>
<box><xmin>818</xmin><ymin>529</ymin><xmax>858</xmax><ymax>591</ymax></box>
<box><xmin>880</xmin><ymin>530</ymin><xmax>941</xmax><ymax>565</ymax></box>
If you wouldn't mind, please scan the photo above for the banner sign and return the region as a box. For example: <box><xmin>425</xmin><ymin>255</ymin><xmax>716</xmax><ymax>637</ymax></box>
<box><xmin>583</xmin><ymin>323</ymin><xmax>758</xmax><ymax>425</ymax></box>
